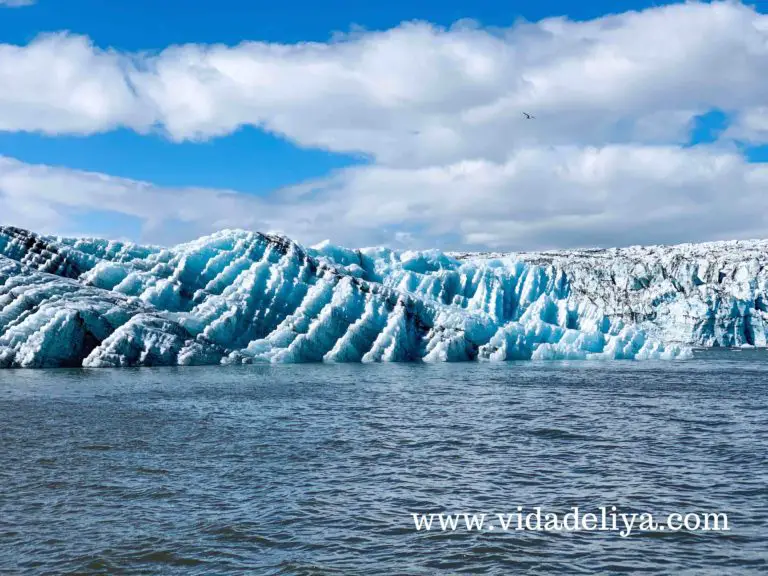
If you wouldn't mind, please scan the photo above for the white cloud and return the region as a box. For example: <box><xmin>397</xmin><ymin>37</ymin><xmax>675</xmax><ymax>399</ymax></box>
<box><xmin>277</xmin><ymin>144</ymin><xmax>768</xmax><ymax>250</ymax></box>
<box><xmin>0</xmin><ymin>2</ymin><xmax>765</xmax><ymax>157</ymax></box>
<box><xmin>725</xmin><ymin>106</ymin><xmax>768</xmax><ymax>143</ymax></box>
<box><xmin>0</xmin><ymin>157</ymin><xmax>279</xmax><ymax>243</ymax></box>
<box><xmin>1</xmin><ymin>2</ymin><xmax>768</xmax><ymax>250</ymax></box>
<box><xmin>0</xmin><ymin>34</ymin><xmax>152</xmax><ymax>134</ymax></box>
<box><xmin>3</xmin><ymin>146</ymin><xmax>767</xmax><ymax>250</ymax></box>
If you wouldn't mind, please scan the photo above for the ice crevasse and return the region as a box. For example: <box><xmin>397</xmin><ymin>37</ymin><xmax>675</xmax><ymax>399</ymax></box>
<box><xmin>4</xmin><ymin>225</ymin><xmax>765</xmax><ymax>368</ymax></box>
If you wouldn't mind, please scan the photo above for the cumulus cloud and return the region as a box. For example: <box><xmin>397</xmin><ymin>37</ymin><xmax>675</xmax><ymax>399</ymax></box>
<box><xmin>3</xmin><ymin>146</ymin><xmax>767</xmax><ymax>250</ymax></box>
<box><xmin>726</xmin><ymin>106</ymin><xmax>768</xmax><ymax>143</ymax></box>
<box><xmin>0</xmin><ymin>157</ymin><xmax>277</xmax><ymax>242</ymax></box>
<box><xmin>1</xmin><ymin>2</ymin><xmax>767</xmax><ymax>156</ymax></box>
<box><xmin>1</xmin><ymin>1</ymin><xmax>768</xmax><ymax>250</ymax></box>
<box><xmin>0</xmin><ymin>34</ymin><xmax>152</xmax><ymax>134</ymax></box>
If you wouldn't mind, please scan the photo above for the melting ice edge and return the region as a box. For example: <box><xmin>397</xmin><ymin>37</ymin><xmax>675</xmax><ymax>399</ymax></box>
<box><xmin>1</xmin><ymin>225</ymin><xmax>767</xmax><ymax>368</ymax></box>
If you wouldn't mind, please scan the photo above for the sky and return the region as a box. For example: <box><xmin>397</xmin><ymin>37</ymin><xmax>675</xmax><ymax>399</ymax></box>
<box><xmin>1</xmin><ymin>0</ymin><xmax>768</xmax><ymax>251</ymax></box>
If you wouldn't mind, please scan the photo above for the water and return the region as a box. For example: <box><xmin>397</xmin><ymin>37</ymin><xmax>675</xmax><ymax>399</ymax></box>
<box><xmin>1</xmin><ymin>351</ymin><xmax>767</xmax><ymax>575</ymax></box>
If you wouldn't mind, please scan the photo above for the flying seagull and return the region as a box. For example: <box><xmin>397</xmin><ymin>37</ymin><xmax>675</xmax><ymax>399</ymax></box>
<box><xmin>522</xmin><ymin>112</ymin><xmax>535</xmax><ymax>119</ymax></box>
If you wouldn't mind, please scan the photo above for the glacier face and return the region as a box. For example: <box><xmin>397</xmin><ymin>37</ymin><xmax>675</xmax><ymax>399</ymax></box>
<box><xmin>6</xmin><ymin>225</ymin><xmax>764</xmax><ymax>368</ymax></box>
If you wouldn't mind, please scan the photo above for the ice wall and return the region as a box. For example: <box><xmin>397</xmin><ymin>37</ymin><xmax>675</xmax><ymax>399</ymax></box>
<box><xmin>6</xmin><ymin>225</ymin><xmax>754</xmax><ymax>368</ymax></box>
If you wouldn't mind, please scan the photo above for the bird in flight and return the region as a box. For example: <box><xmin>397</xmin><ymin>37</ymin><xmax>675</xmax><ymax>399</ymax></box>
<box><xmin>522</xmin><ymin>112</ymin><xmax>535</xmax><ymax>119</ymax></box>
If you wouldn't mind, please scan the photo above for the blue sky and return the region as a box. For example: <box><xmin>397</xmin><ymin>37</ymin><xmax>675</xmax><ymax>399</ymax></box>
<box><xmin>0</xmin><ymin>1</ymin><xmax>676</xmax><ymax>47</ymax></box>
<box><xmin>1</xmin><ymin>0</ymin><xmax>768</xmax><ymax>250</ymax></box>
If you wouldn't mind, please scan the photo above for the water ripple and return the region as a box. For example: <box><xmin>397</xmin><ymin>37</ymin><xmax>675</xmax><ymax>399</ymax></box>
<box><xmin>1</xmin><ymin>351</ymin><xmax>767</xmax><ymax>574</ymax></box>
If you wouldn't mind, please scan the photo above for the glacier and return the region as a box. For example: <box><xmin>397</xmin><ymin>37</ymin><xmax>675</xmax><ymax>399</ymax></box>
<box><xmin>2</xmin><ymin>225</ymin><xmax>766</xmax><ymax>368</ymax></box>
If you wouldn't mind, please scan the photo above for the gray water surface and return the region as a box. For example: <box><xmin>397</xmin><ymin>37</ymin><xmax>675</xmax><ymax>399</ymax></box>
<box><xmin>1</xmin><ymin>351</ymin><xmax>767</xmax><ymax>574</ymax></box>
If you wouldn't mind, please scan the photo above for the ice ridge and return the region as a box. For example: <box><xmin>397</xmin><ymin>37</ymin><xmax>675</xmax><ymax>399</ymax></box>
<box><xmin>5</xmin><ymin>225</ymin><xmax>757</xmax><ymax>368</ymax></box>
